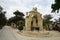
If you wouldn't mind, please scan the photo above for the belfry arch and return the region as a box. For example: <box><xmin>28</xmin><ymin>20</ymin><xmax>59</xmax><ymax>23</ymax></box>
<box><xmin>25</xmin><ymin>8</ymin><xmax>43</xmax><ymax>31</ymax></box>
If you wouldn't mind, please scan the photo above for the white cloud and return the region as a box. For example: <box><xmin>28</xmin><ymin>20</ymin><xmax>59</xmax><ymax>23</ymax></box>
<box><xmin>1</xmin><ymin>0</ymin><xmax>59</xmax><ymax>21</ymax></box>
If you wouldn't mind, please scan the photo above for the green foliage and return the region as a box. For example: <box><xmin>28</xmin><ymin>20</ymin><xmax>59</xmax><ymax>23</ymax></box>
<box><xmin>7</xmin><ymin>10</ymin><xmax>25</xmax><ymax>26</ymax></box>
<box><xmin>58</xmin><ymin>18</ymin><xmax>60</xmax><ymax>23</ymax></box>
<box><xmin>51</xmin><ymin>0</ymin><xmax>60</xmax><ymax>13</ymax></box>
<box><xmin>0</xmin><ymin>6</ymin><xmax>7</xmax><ymax>27</ymax></box>
<box><xmin>43</xmin><ymin>14</ymin><xmax>53</xmax><ymax>26</ymax></box>
<box><xmin>18</xmin><ymin>24</ymin><xmax>24</xmax><ymax>31</ymax></box>
<box><xmin>13</xmin><ymin>10</ymin><xmax>24</xmax><ymax>17</ymax></box>
<box><xmin>43</xmin><ymin>15</ymin><xmax>52</xmax><ymax>20</ymax></box>
<box><xmin>0</xmin><ymin>6</ymin><xmax>3</xmax><ymax>12</ymax></box>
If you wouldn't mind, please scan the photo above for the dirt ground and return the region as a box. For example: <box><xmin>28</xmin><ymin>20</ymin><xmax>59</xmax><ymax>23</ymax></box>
<box><xmin>0</xmin><ymin>26</ymin><xmax>60</xmax><ymax>40</ymax></box>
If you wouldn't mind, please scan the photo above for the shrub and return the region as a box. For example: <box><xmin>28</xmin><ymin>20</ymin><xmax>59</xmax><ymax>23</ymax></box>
<box><xmin>18</xmin><ymin>24</ymin><xmax>23</xmax><ymax>31</ymax></box>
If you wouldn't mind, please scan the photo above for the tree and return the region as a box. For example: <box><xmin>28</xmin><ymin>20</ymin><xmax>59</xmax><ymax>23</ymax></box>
<box><xmin>43</xmin><ymin>14</ymin><xmax>53</xmax><ymax>30</ymax></box>
<box><xmin>13</xmin><ymin>10</ymin><xmax>24</xmax><ymax>17</ymax></box>
<box><xmin>0</xmin><ymin>6</ymin><xmax>7</xmax><ymax>29</ymax></box>
<box><xmin>13</xmin><ymin>10</ymin><xmax>25</xmax><ymax>24</ymax></box>
<box><xmin>8</xmin><ymin>10</ymin><xmax>25</xmax><ymax>27</ymax></box>
<box><xmin>58</xmin><ymin>18</ymin><xmax>60</xmax><ymax>23</ymax></box>
<box><xmin>51</xmin><ymin>0</ymin><xmax>60</xmax><ymax>13</ymax></box>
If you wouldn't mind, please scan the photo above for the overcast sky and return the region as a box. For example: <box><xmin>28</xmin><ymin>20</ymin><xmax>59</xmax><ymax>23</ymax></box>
<box><xmin>0</xmin><ymin>0</ymin><xmax>60</xmax><ymax>21</ymax></box>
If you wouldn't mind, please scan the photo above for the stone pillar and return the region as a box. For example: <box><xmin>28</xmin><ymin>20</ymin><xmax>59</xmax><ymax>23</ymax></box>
<box><xmin>28</xmin><ymin>17</ymin><xmax>31</xmax><ymax>31</ymax></box>
<box><xmin>25</xmin><ymin>12</ymin><xmax>28</xmax><ymax>31</ymax></box>
<box><xmin>25</xmin><ymin>12</ymin><xmax>31</xmax><ymax>31</ymax></box>
<box><xmin>25</xmin><ymin>16</ymin><xmax>29</xmax><ymax>31</ymax></box>
<box><xmin>37</xmin><ymin>14</ymin><xmax>43</xmax><ymax>31</ymax></box>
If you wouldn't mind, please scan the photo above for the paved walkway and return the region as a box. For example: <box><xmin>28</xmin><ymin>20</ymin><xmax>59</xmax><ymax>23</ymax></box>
<box><xmin>0</xmin><ymin>26</ymin><xmax>60</xmax><ymax>40</ymax></box>
<box><xmin>0</xmin><ymin>26</ymin><xmax>18</xmax><ymax>40</ymax></box>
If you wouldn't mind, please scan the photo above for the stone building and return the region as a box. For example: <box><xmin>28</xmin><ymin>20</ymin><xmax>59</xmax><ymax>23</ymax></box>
<box><xmin>25</xmin><ymin>8</ymin><xmax>43</xmax><ymax>31</ymax></box>
<box><xmin>11</xmin><ymin>23</ymin><xmax>17</xmax><ymax>28</ymax></box>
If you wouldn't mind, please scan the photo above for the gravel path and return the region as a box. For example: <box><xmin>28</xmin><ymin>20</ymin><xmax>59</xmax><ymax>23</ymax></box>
<box><xmin>0</xmin><ymin>26</ymin><xmax>60</xmax><ymax>40</ymax></box>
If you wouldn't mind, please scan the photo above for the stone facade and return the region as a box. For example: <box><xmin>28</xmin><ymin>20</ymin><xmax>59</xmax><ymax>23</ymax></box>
<box><xmin>25</xmin><ymin>8</ymin><xmax>43</xmax><ymax>31</ymax></box>
<box><xmin>11</xmin><ymin>23</ymin><xmax>17</xmax><ymax>28</ymax></box>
